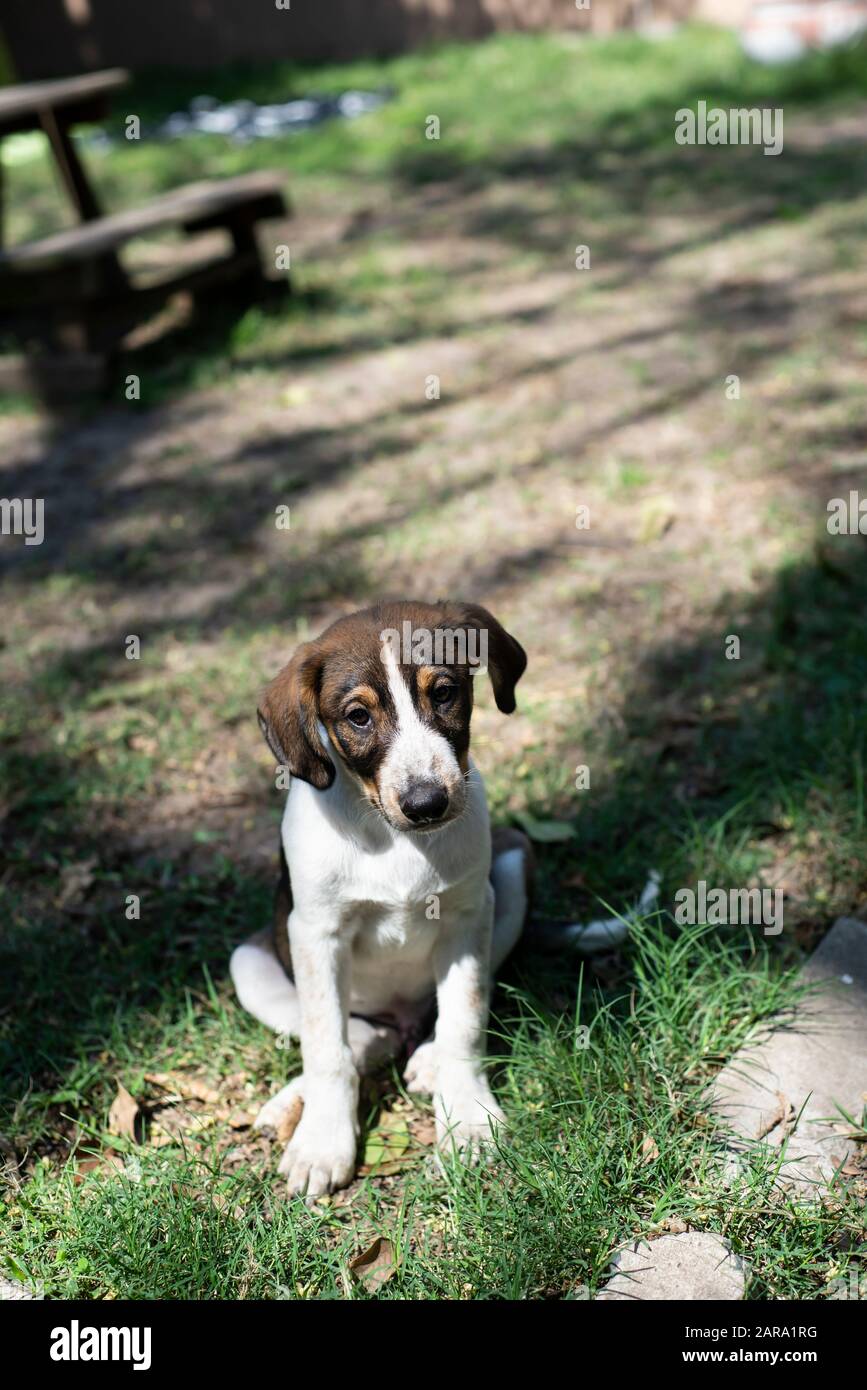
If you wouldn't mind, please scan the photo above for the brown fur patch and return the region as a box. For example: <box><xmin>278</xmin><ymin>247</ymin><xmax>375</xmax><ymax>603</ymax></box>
<box><xmin>416</xmin><ymin>667</ymin><xmax>439</xmax><ymax>695</ymax></box>
<box><xmin>272</xmin><ymin>841</ymin><xmax>294</xmax><ymax>979</ymax></box>
<box><xmin>258</xmin><ymin>602</ymin><xmax>526</xmax><ymax>823</ymax></box>
<box><xmin>344</xmin><ymin>683</ymin><xmax>381</xmax><ymax>707</ymax></box>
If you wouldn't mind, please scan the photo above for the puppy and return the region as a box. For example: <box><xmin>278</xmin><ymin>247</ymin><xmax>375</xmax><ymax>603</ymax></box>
<box><xmin>230</xmin><ymin>600</ymin><xmax>533</xmax><ymax>1196</ymax></box>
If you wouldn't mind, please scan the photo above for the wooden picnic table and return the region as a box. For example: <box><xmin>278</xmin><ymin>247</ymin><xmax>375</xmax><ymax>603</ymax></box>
<box><xmin>0</xmin><ymin>70</ymin><xmax>130</xmax><ymax>231</ymax></box>
<box><xmin>0</xmin><ymin>68</ymin><xmax>289</xmax><ymax>379</ymax></box>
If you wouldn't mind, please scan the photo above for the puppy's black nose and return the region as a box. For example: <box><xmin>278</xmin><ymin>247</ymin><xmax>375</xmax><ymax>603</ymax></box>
<box><xmin>399</xmin><ymin>780</ymin><xmax>449</xmax><ymax>824</ymax></box>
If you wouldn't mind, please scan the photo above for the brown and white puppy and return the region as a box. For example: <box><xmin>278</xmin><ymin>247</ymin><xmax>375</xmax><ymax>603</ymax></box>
<box><xmin>230</xmin><ymin>600</ymin><xmax>534</xmax><ymax>1196</ymax></box>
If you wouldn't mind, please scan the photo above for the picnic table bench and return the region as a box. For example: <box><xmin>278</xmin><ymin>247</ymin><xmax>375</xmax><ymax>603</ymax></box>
<box><xmin>0</xmin><ymin>69</ymin><xmax>290</xmax><ymax>374</ymax></box>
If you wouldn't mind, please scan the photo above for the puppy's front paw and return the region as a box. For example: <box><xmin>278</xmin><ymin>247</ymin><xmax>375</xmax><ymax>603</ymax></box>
<box><xmin>403</xmin><ymin>1040</ymin><xmax>438</xmax><ymax>1094</ymax></box>
<box><xmin>254</xmin><ymin>1075</ymin><xmax>305</xmax><ymax>1136</ymax></box>
<box><xmin>278</xmin><ymin>1111</ymin><xmax>358</xmax><ymax>1198</ymax></box>
<box><xmin>435</xmin><ymin>1074</ymin><xmax>505</xmax><ymax>1159</ymax></box>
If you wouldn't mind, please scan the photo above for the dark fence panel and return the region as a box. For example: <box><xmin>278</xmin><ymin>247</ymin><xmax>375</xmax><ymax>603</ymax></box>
<box><xmin>2</xmin><ymin>1</ymin><xmax>699</xmax><ymax>79</ymax></box>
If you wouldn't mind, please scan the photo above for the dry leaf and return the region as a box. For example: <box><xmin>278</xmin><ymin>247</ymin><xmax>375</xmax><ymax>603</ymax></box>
<box><xmin>560</xmin><ymin>871</ymin><xmax>586</xmax><ymax>890</ymax></box>
<box><xmin>756</xmin><ymin>1091</ymin><xmax>795</xmax><ymax>1142</ymax></box>
<box><xmin>183</xmin><ymin>1114</ymin><xmax>217</xmax><ymax>1135</ymax></box>
<box><xmin>512</xmin><ymin>812</ymin><xmax>576</xmax><ymax>844</ymax></box>
<box><xmin>640</xmin><ymin>1134</ymin><xmax>659</xmax><ymax>1164</ymax></box>
<box><xmin>281</xmin><ymin>384</ymin><xmax>311</xmax><ymax>408</ymax></box>
<box><xmin>108</xmin><ymin>1081</ymin><xmax>140</xmax><ymax>1142</ymax></box>
<box><xmin>148</xmin><ymin>1108</ymin><xmax>216</xmax><ymax>1145</ymax></box>
<box><xmin>360</xmin><ymin>1111</ymin><xmax>412</xmax><ymax>1175</ymax></box>
<box><xmin>129</xmin><ymin>734</ymin><xmax>158</xmax><ymax>755</ymax></box>
<box><xmin>227</xmin><ymin>1108</ymin><xmax>256</xmax><ymax>1130</ymax></box>
<box><xmin>144</xmin><ymin>1071</ymin><xmax>219</xmax><ymax>1104</ymax></box>
<box><xmin>361</xmin><ymin>1152</ymin><xmax>416</xmax><ymax>1176</ymax></box>
<box><xmin>147</xmin><ymin>1125</ymin><xmax>178</xmax><ymax>1150</ymax></box>
<box><xmin>348</xmin><ymin>1236</ymin><xmax>397</xmax><ymax>1292</ymax></box>
<box><xmin>409</xmin><ymin>1115</ymin><xmax>437</xmax><ymax>1147</ymax></box>
<box><xmin>277</xmin><ymin>1096</ymin><xmax>304</xmax><ymax>1145</ymax></box>
<box><xmin>637</xmin><ymin>497</ymin><xmax>676</xmax><ymax>544</ymax></box>
<box><xmin>56</xmin><ymin>858</ymin><xmax>96</xmax><ymax>910</ymax></box>
<box><xmin>73</xmin><ymin>1151</ymin><xmax>124</xmax><ymax>1184</ymax></box>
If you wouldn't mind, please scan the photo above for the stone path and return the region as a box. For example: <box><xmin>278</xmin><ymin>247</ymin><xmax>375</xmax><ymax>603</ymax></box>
<box><xmin>712</xmin><ymin>916</ymin><xmax>867</xmax><ymax>1194</ymax></box>
<box><xmin>596</xmin><ymin>1232</ymin><xmax>746</xmax><ymax>1301</ymax></box>
<box><xmin>596</xmin><ymin>917</ymin><xmax>867</xmax><ymax>1299</ymax></box>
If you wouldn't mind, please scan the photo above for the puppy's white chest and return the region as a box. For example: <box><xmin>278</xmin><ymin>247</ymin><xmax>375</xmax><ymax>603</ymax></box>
<box><xmin>355</xmin><ymin>898</ymin><xmax>435</xmax><ymax>956</ymax></box>
<box><xmin>349</xmin><ymin>888</ymin><xmax>462</xmax><ymax>1012</ymax></box>
<box><xmin>345</xmin><ymin>840</ymin><xmax>461</xmax><ymax>952</ymax></box>
<box><xmin>283</xmin><ymin>766</ymin><xmax>490</xmax><ymax>1008</ymax></box>
<box><xmin>348</xmin><ymin>837</ymin><xmax>450</xmax><ymax>908</ymax></box>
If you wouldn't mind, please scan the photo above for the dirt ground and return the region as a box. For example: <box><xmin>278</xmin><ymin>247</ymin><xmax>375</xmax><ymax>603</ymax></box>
<box><xmin>3</xmin><ymin>105</ymin><xmax>867</xmax><ymax>888</ymax></box>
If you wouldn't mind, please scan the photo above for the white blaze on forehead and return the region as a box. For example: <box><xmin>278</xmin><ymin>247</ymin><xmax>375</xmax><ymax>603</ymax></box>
<box><xmin>380</xmin><ymin>641</ymin><xmax>459</xmax><ymax>789</ymax></box>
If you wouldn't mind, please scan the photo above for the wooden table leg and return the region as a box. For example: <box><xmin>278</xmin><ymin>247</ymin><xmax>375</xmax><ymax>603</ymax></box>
<box><xmin>38</xmin><ymin>105</ymin><xmax>129</xmax><ymax>295</ymax></box>
<box><xmin>39</xmin><ymin>105</ymin><xmax>103</xmax><ymax>222</ymax></box>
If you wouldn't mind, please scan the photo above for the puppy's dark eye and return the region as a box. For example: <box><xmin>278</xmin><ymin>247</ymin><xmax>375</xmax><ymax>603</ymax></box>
<box><xmin>346</xmin><ymin>706</ymin><xmax>371</xmax><ymax>728</ymax></box>
<box><xmin>432</xmin><ymin>683</ymin><xmax>457</xmax><ymax>707</ymax></box>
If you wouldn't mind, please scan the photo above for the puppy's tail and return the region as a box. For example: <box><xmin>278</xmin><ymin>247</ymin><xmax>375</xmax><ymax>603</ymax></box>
<box><xmin>528</xmin><ymin>870</ymin><xmax>661</xmax><ymax>956</ymax></box>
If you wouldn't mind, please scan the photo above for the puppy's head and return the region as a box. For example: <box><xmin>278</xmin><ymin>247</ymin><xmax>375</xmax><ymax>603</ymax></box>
<box><xmin>258</xmin><ymin>600</ymin><xmax>526</xmax><ymax>832</ymax></box>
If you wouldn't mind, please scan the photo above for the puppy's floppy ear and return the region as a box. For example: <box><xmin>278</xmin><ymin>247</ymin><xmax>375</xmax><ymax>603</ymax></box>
<box><xmin>451</xmin><ymin>602</ymin><xmax>527</xmax><ymax>714</ymax></box>
<box><xmin>257</xmin><ymin>641</ymin><xmax>335</xmax><ymax>790</ymax></box>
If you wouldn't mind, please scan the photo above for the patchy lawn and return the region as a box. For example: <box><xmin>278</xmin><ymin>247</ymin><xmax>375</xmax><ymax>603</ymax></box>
<box><xmin>1</xmin><ymin>24</ymin><xmax>866</xmax><ymax>1299</ymax></box>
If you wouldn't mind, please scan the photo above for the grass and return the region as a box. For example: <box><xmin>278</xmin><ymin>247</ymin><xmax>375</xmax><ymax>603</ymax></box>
<box><xmin>7</xmin><ymin>24</ymin><xmax>867</xmax><ymax>402</ymax></box>
<box><xmin>2</xmin><ymin>22</ymin><xmax>867</xmax><ymax>1298</ymax></box>
<box><xmin>5</xmin><ymin>916</ymin><xmax>857</xmax><ymax>1301</ymax></box>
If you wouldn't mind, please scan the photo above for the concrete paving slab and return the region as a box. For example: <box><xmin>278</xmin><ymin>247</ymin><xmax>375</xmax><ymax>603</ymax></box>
<box><xmin>595</xmin><ymin>1232</ymin><xmax>746</xmax><ymax>1301</ymax></box>
<box><xmin>711</xmin><ymin>916</ymin><xmax>867</xmax><ymax>1194</ymax></box>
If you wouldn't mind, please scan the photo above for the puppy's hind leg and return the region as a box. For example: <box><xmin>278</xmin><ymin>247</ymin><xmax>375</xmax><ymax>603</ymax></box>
<box><xmin>232</xmin><ymin>844</ymin><xmax>300</xmax><ymax>1038</ymax></box>
<box><xmin>230</xmin><ymin>928</ymin><xmax>300</xmax><ymax>1038</ymax></box>
<box><xmin>490</xmin><ymin>827</ymin><xmax>535</xmax><ymax>973</ymax></box>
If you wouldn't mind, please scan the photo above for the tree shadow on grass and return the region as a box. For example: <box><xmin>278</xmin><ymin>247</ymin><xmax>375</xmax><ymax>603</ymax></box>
<box><xmin>524</xmin><ymin>534</ymin><xmax>867</xmax><ymax>947</ymax></box>
<box><xmin>3</xmin><ymin>30</ymin><xmax>867</xmax><ymax>1149</ymax></box>
<box><xmin>3</xmin><ymin>527</ymin><xmax>867</xmax><ymax>1143</ymax></box>
<box><xmin>388</xmin><ymin>40</ymin><xmax>867</xmax><ymax>279</ymax></box>
<box><xmin>17</xmin><ymin>36</ymin><xmax>867</xmax><ymax>421</ymax></box>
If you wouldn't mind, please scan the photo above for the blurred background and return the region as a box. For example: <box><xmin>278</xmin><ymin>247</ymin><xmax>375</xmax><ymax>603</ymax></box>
<box><xmin>4</xmin><ymin>3</ymin><xmax>730</xmax><ymax>75</ymax></box>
